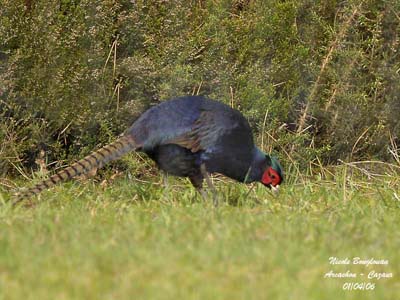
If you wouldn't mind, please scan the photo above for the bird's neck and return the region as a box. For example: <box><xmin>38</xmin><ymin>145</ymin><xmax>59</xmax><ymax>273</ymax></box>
<box><xmin>246</xmin><ymin>147</ymin><xmax>268</xmax><ymax>183</ymax></box>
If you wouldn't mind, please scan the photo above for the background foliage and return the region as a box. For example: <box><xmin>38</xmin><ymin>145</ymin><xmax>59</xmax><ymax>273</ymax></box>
<box><xmin>1</xmin><ymin>0</ymin><xmax>399</xmax><ymax>177</ymax></box>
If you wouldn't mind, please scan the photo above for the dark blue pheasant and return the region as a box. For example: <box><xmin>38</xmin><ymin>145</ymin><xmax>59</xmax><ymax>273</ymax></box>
<box><xmin>15</xmin><ymin>96</ymin><xmax>283</xmax><ymax>204</ymax></box>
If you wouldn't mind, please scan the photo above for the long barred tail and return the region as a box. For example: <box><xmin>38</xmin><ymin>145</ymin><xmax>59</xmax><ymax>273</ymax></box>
<box><xmin>13</xmin><ymin>135</ymin><xmax>138</xmax><ymax>205</ymax></box>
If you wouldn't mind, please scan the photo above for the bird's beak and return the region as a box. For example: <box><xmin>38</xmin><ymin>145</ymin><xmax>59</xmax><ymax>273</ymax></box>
<box><xmin>271</xmin><ymin>185</ymin><xmax>280</xmax><ymax>194</ymax></box>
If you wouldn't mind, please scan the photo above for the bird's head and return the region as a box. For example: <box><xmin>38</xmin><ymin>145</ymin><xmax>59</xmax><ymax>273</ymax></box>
<box><xmin>261</xmin><ymin>155</ymin><xmax>283</xmax><ymax>191</ymax></box>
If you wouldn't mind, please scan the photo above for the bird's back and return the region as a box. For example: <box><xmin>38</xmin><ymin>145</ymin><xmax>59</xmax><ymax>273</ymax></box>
<box><xmin>127</xmin><ymin>96</ymin><xmax>253</xmax><ymax>150</ymax></box>
<box><xmin>127</xmin><ymin>96</ymin><xmax>256</xmax><ymax>182</ymax></box>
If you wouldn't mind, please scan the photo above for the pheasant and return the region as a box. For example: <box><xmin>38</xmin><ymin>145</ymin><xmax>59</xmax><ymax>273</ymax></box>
<box><xmin>14</xmin><ymin>96</ymin><xmax>283</xmax><ymax>205</ymax></box>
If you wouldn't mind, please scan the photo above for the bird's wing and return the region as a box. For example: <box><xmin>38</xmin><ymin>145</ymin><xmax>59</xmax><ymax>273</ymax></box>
<box><xmin>165</xmin><ymin>109</ymin><xmax>231</xmax><ymax>153</ymax></box>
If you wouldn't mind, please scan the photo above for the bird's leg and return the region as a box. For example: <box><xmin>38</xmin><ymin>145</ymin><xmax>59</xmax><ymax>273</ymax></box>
<box><xmin>189</xmin><ymin>173</ymin><xmax>206</xmax><ymax>200</ymax></box>
<box><xmin>200</xmin><ymin>164</ymin><xmax>219</xmax><ymax>207</ymax></box>
<box><xmin>161</xmin><ymin>172</ymin><xmax>171</xmax><ymax>199</ymax></box>
<box><xmin>162</xmin><ymin>172</ymin><xmax>169</xmax><ymax>187</ymax></box>
<box><xmin>199</xmin><ymin>189</ymin><xmax>208</xmax><ymax>201</ymax></box>
<box><xmin>189</xmin><ymin>172</ymin><xmax>212</xmax><ymax>203</ymax></box>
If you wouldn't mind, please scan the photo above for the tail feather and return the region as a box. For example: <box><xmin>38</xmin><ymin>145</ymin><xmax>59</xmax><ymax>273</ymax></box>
<box><xmin>13</xmin><ymin>135</ymin><xmax>138</xmax><ymax>204</ymax></box>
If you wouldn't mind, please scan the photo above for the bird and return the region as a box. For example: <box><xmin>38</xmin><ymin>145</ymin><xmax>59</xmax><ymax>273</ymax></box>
<box><xmin>13</xmin><ymin>96</ymin><xmax>283</xmax><ymax>205</ymax></box>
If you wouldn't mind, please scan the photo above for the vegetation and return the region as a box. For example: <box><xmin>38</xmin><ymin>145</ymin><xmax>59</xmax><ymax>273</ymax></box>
<box><xmin>0</xmin><ymin>167</ymin><xmax>399</xmax><ymax>299</ymax></box>
<box><xmin>0</xmin><ymin>1</ymin><xmax>399</xmax><ymax>299</ymax></box>
<box><xmin>1</xmin><ymin>0</ymin><xmax>399</xmax><ymax>175</ymax></box>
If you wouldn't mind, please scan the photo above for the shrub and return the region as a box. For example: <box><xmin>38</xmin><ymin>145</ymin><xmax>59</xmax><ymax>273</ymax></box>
<box><xmin>0</xmin><ymin>0</ymin><xmax>399</xmax><ymax>178</ymax></box>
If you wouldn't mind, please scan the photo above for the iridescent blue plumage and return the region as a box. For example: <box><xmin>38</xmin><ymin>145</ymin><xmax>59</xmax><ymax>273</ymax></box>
<box><xmin>127</xmin><ymin>96</ymin><xmax>282</xmax><ymax>188</ymax></box>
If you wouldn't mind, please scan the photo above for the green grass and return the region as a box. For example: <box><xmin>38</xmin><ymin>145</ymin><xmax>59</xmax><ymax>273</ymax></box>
<box><xmin>0</xmin><ymin>169</ymin><xmax>399</xmax><ymax>300</ymax></box>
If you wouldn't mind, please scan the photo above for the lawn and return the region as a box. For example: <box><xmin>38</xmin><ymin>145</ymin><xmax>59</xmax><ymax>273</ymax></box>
<box><xmin>0</xmin><ymin>167</ymin><xmax>399</xmax><ymax>300</ymax></box>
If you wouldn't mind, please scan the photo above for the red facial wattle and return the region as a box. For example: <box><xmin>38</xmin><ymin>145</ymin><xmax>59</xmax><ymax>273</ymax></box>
<box><xmin>261</xmin><ymin>167</ymin><xmax>281</xmax><ymax>187</ymax></box>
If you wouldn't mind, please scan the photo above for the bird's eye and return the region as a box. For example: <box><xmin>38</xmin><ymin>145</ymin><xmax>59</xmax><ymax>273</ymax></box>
<box><xmin>271</xmin><ymin>175</ymin><xmax>276</xmax><ymax>179</ymax></box>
